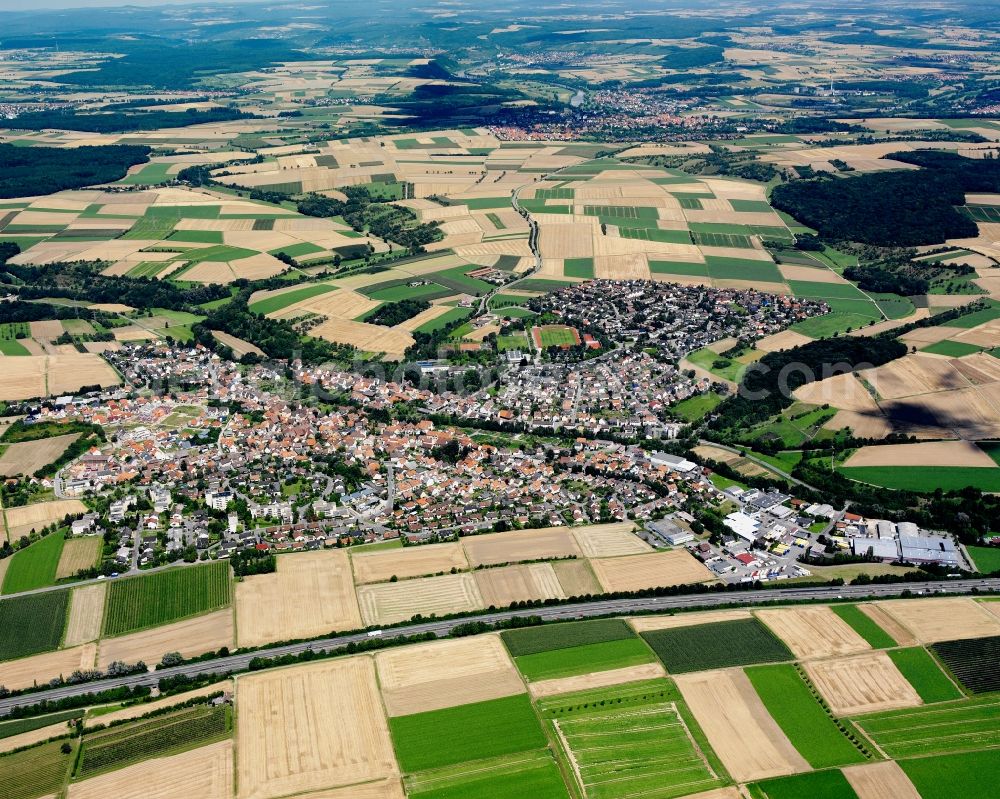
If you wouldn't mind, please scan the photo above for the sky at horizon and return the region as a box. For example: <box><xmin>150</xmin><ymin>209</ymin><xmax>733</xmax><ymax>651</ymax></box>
<box><xmin>0</xmin><ymin>0</ymin><xmax>260</xmax><ymax>10</ymax></box>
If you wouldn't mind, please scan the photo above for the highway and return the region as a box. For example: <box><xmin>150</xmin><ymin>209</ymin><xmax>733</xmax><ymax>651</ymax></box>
<box><xmin>2</xmin><ymin>577</ymin><xmax>997</xmax><ymax>715</ymax></box>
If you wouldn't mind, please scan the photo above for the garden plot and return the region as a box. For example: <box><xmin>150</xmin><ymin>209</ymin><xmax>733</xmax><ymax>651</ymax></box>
<box><xmin>590</xmin><ymin>550</ymin><xmax>714</xmax><ymax>593</ymax></box>
<box><xmin>375</xmin><ymin>634</ymin><xmax>525</xmax><ymax>716</ymax></box>
<box><xmin>236</xmin><ymin>658</ymin><xmax>398</xmax><ymax>799</ymax></box>
<box><xmin>351</xmin><ymin>541</ymin><xmax>469</xmax><ymax>584</ymax></box>
<box><xmin>756</xmin><ymin>607</ymin><xmax>871</xmax><ymax>660</ymax></box>
<box><xmin>804</xmin><ymin>651</ymin><xmax>923</xmax><ymax>716</ymax></box>
<box><xmin>235</xmin><ymin>550</ymin><xmax>361</xmax><ymax>648</ymax></box>
<box><xmin>875</xmin><ymin>598</ymin><xmax>1000</xmax><ymax>643</ymax></box>
<box><xmin>356</xmin><ymin>572</ymin><xmax>485</xmax><ymax>626</ymax></box>
<box><xmin>675</xmin><ymin>669</ymin><xmax>809</xmax><ymax>783</ymax></box>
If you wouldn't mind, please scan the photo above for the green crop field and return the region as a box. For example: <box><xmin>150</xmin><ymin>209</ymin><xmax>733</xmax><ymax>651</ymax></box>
<box><xmin>692</xmin><ymin>231</ymin><xmax>754</xmax><ymax>248</ymax></box>
<box><xmin>641</xmin><ymin>619</ymin><xmax>793</xmax><ymax>673</ymax></box>
<box><xmin>941</xmin><ymin>300</ymin><xmax>1000</xmax><ymax>329</ymax></box>
<box><xmin>1</xmin><ymin>531</ymin><xmax>65</xmax><ymax>594</ymax></box>
<box><xmin>749</xmin><ymin>769</ymin><xmax>859</xmax><ymax>799</ymax></box>
<box><xmin>77</xmin><ymin>703</ymin><xmax>230</xmax><ymax>779</ymax></box>
<box><xmin>0</xmin><ymin>740</ymin><xmax>75</xmax><ymax>799</ymax></box>
<box><xmin>248</xmin><ymin>283</ymin><xmax>337</xmax><ymax>315</ymax></box>
<box><xmin>102</xmin><ymin>561</ymin><xmax>231</xmax><ymax>637</ymax></box>
<box><xmin>745</xmin><ymin>664</ymin><xmax>869</xmax><ymax>768</ymax></box>
<box><xmin>837</xmin><ymin>465</ymin><xmax>1000</xmax><ymax>493</ymax></box>
<box><xmin>389</xmin><ymin>694</ymin><xmax>547</xmax><ymax>773</ymax></box>
<box><xmin>0</xmin><ymin>589</ymin><xmax>69</xmax><ymax>661</ymax></box>
<box><xmin>731</xmin><ymin>199</ymin><xmax>774</xmax><ymax>213</ymax></box>
<box><xmin>564</xmin><ymin>257</ymin><xmax>595</xmax><ymax>278</ymax></box>
<box><xmin>649</xmin><ymin>259</ymin><xmax>709</xmax><ymax>277</ymax></box>
<box><xmin>920</xmin><ymin>340</ymin><xmax>983</xmax><ymax>357</ymax></box>
<box><xmin>365</xmin><ymin>282</ymin><xmax>452</xmax><ymax>302</ymax></box>
<box><xmin>428</xmin><ymin>267</ymin><xmax>495</xmax><ymax>296</ymax></box>
<box><xmin>415</xmin><ymin>306</ymin><xmax>473</xmax><ymax>334</ymax></box>
<box><xmin>620</xmin><ymin>227</ymin><xmax>694</xmax><ymax>244</ymax></box>
<box><xmin>502</xmin><ymin>619</ymin><xmax>636</xmax><ymax>657</ymax></box>
<box><xmin>542</xmin><ymin>682</ymin><xmax>725</xmax><ymax>799</ymax></box>
<box><xmin>671</xmin><ymin>392</ymin><xmax>723</xmax><ymax>422</ymax></box>
<box><xmin>407</xmin><ymin>751</ymin><xmax>569</xmax><ymax>799</ymax></box>
<box><xmin>829</xmin><ymin>605</ymin><xmax>896</xmax><ymax>648</ymax></box>
<box><xmin>968</xmin><ymin>546</ymin><xmax>1000</xmax><ymax>574</ymax></box>
<box><xmin>704</xmin><ymin>256</ymin><xmax>783</xmax><ymax>283</ymax></box>
<box><xmin>887</xmin><ymin>647</ymin><xmax>963</xmax><ymax>703</ymax></box>
<box><xmin>900</xmin><ymin>749</ymin><xmax>1000</xmax><ymax>799</ymax></box>
<box><xmin>513</xmin><ymin>638</ymin><xmax>656</xmax><ymax>682</ymax></box>
<box><xmin>0</xmin><ymin>708</ymin><xmax>83</xmax><ymax>740</ymax></box>
<box><xmin>856</xmin><ymin>694</ymin><xmax>1000</xmax><ymax>758</ymax></box>
<box><xmin>931</xmin><ymin>635</ymin><xmax>1000</xmax><ymax>694</ymax></box>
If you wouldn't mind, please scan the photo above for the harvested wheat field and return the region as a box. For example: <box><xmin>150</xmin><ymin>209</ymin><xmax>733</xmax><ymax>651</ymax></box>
<box><xmin>628</xmin><ymin>609</ymin><xmax>752</xmax><ymax>633</ymax></box>
<box><xmin>375</xmin><ymin>634</ymin><xmax>524</xmax><ymax>716</ymax></box>
<box><xmin>570</xmin><ymin>522</ymin><xmax>651</xmax><ymax>557</ymax></box>
<box><xmin>5</xmin><ymin>499</ymin><xmax>86</xmax><ymax>539</ymax></box>
<box><xmin>844</xmin><ymin>441</ymin><xmax>996</xmax><ymax>468</ymax></box>
<box><xmin>675</xmin><ymin>669</ymin><xmax>809</xmax><ymax>782</ymax></box>
<box><xmin>0</xmin><ymin>643</ymin><xmax>96</xmax><ymax>691</ymax></box>
<box><xmin>210</xmin><ymin>331</ymin><xmax>265</xmax><ymax>359</ymax></box>
<box><xmin>794</xmin><ymin>373</ymin><xmax>880</xmax><ymax>413</ymax></box>
<box><xmin>47</xmin><ymin>353</ymin><xmax>121</xmax><ymax>395</ymax></box>
<box><xmin>875</xmin><ymin>597</ymin><xmax>1000</xmax><ymax>643</ymax></box>
<box><xmin>69</xmin><ymin>740</ymin><xmax>234</xmax><ymax>799</ymax></box>
<box><xmin>56</xmin><ymin>536</ymin><xmax>101</xmax><ymax>580</ymax></box>
<box><xmin>63</xmin><ymin>583</ymin><xmax>106</xmax><ymax>647</ymax></box>
<box><xmin>461</xmin><ymin>526</ymin><xmax>581</xmax><ymax>567</ymax></box>
<box><xmin>842</xmin><ymin>760</ymin><xmax>922</xmax><ymax>799</ymax></box>
<box><xmin>350</xmin><ymin>541</ymin><xmax>468</xmax><ymax>584</ymax></box>
<box><xmin>236</xmin><ymin>658</ymin><xmax>397</xmax><ymax>799</ymax></box>
<box><xmin>236</xmin><ymin>550</ymin><xmax>361</xmax><ymax>647</ymax></box>
<box><xmin>98</xmin><ymin>609</ymin><xmax>234</xmax><ymax>669</ymax></box>
<box><xmin>84</xmin><ymin>680</ymin><xmax>232</xmax><ymax>729</ymax></box>
<box><xmin>286</xmin><ymin>779</ymin><xmax>405</xmax><ymax>799</ymax></box>
<box><xmin>0</xmin><ymin>720</ymin><xmax>73</xmax><ymax>755</ymax></box>
<box><xmin>0</xmin><ymin>356</ymin><xmax>47</xmax><ymax>400</ymax></box>
<box><xmin>0</xmin><ymin>433</ymin><xmax>79</xmax><ymax>477</ymax></box>
<box><xmin>804</xmin><ymin>651</ymin><xmax>922</xmax><ymax>716</ymax></box>
<box><xmin>473</xmin><ymin>563</ymin><xmax>566</xmax><ymax>607</ymax></box>
<box><xmin>756</xmin><ymin>607</ymin><xmax>870</xmax><ymax>660</ymax></box>
<box><xmin>356</xmin><ymin>572</ymin><xmax>484</xmax><ymax>626</ymax></box>
<box><xmin>551</xmin><ymin>559</ymin><xmax>602</xmax><ymax>596</ymax></box>
<box><xmin>755</xmin><ymin>330</ymin><xmax>814</xmax><ymax>353</ymax></box>
<box><xmin>856</xmin><ymin>604</ymin><xmax>917</xmax><ymax>647</ymax></box>
<box><xmin>528</xmin><ymin>662</ymin><xmax>666</xmax><ymax>698</ymax></box>
<box><xmin>590</xmin><ymin>550</ymin><xmax>714</xmax><ymax>593</ymax></box>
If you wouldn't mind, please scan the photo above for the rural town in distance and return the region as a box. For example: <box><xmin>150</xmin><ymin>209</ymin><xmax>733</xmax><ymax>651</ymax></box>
<box><xmin>0</xmin><ymin>1</ymin><xmax>999</xmax><ymax>798</ymax></box>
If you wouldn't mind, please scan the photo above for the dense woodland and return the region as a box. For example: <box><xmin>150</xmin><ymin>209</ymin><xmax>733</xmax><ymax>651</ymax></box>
<box><xmin>195</xmin><ymin>293</ymin><xmax>356</xmax><ymax>365</ymax></box>
<box><xmin>10</xmin><ymin>107</ymin><xmax>254</xmax><ymax>134</ymax></box>
<box><xmin>0</xmin><ymin>144</ymin><xmax>150</xmax><ymax>198</ymax></box>
<box><xmin>363</xmin><ymin>299</ymin><xmax>431</xmax><ymax>327</ymax></box>
<box><xmin>297</xmin><ymin>187</ymin><xmax>442</xmax><ymax>252</ymax></box>
<box><xmin>770</xmin><ymin>169</ymin><xmax>976</xmax><ymax>247</ymax></box>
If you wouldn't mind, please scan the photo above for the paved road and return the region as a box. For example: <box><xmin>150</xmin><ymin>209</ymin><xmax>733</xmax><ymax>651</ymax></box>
<box><xmin>3</xmin><ymin>578</ymin><xmax>996</xmax><ymax>715</ymax></box>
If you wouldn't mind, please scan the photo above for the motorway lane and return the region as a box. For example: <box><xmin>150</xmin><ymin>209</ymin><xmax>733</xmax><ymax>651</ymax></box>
<box><xmin>2</xmin><ymin>578</ymin><xmax>997</xmax><ymax>715</ymax></box>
